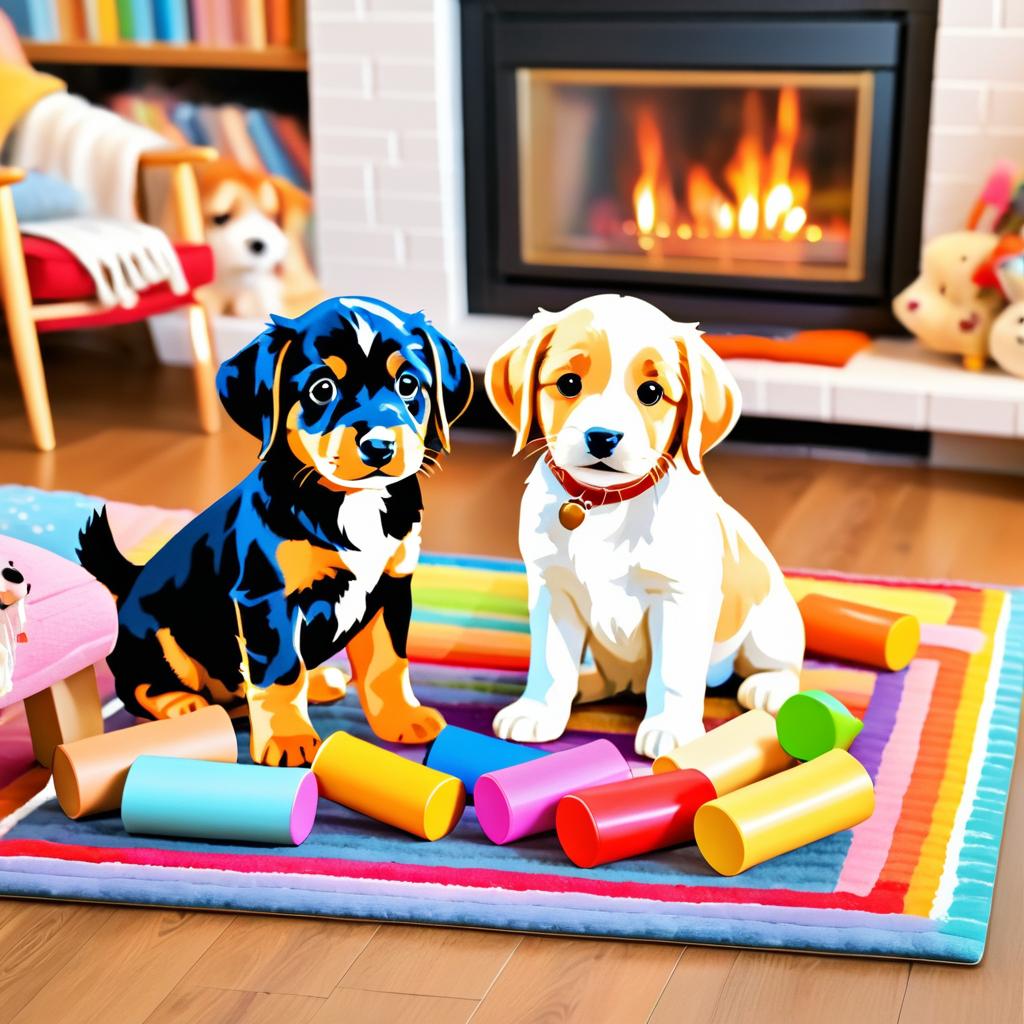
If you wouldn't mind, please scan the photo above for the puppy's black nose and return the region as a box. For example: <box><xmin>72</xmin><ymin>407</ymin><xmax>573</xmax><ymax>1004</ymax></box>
<box><xmin>247</xmin><ymin>238</ymin><xmax>266</xmax><ymax>255</ymax></box>
<box><xmin>584</xmin><ymin>428</ymin><xmax>624</xmax><ymax>460</ymax></box>
<box><xmin>358</xmin><ymin>437</ymin><xmax>396</xmax><ymax>468</ymax></box>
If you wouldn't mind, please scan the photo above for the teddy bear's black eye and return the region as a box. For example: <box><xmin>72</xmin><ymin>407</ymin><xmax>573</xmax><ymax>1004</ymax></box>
<box><xmin>309</xmin><ymin>378</ymin><xmax>336</xmax><ymax>405</ymax></box>
<box><xmin>396</xmin><ymin>372</ymin><xmax>420</xmax><ymax>401</ymax></box>
<box><xmin>637</xmin><ymin>381</ymin><xmax>664</xmax><ymax>406</ymax></box>
<box><xmin>212</xmin><ymin>212</ymin><xmax>231</xmax><ymax>226</ymax></box>
<box><xmin>556</xmin><ymin>373</ymin><xmax>582</xmax><ymax>397</ymax></box>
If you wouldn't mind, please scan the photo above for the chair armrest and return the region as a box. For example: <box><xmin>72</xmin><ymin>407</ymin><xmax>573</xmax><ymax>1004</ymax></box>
<box><xmin>0</xmin><ymin>166</ymin><xmax>27</xmax><ymax>188</ymax></box>
<box><xmin>139</xmin><ymin>146</ymin><xmax>218</xmax><ymax>169</ymax></box>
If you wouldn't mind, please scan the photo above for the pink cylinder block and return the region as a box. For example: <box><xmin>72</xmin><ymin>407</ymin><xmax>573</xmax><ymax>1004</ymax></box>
<box><xmin>474</xmin><ymin>739</ymin><xmax>632</xmax><ymax>844</ymax></box>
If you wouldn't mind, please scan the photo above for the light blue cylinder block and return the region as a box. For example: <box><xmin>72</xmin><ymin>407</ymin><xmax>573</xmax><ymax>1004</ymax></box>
<box><xmin>121</xmin><ymin>755</ymin><xmax>319</xmax><ymax>846</ymax></box>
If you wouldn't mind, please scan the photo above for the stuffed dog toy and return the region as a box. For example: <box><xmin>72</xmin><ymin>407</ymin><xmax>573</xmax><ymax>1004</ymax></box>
<box><xmin>0</xmin><ymin>561</ymin><xmax>29</xmax><ymax>699</ymax></box>
<box><xmin>485</xmin><ymin>294</ymin><xmax>805</xmax><ymax>759</ymax></box>
<box><xmin>195</xmin><ymin>159</ymin><xmax>324</xmax><ymax>319</ymax></box>
<box><xmin>79</xmin><ymin>296</ymin><xmax>472</xmax><ymax>766</ymax></box>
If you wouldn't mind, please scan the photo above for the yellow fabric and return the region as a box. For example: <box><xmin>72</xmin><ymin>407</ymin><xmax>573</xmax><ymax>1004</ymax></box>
<box><xmin>785</xmin><ymin>578</ymin><xmax>956</xmax><ymax>625</ymax></box>
<box><xmin>0</xmin><ymin>62</ymin><xmax>65</xmax><ymax>155</ymax></box>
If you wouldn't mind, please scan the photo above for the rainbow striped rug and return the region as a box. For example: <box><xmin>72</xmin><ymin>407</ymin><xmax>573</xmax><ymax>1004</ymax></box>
<box><xmin>0</xmin><ymin>485</ymin><xmax>1020</xmax><ymax>963</ymax></box>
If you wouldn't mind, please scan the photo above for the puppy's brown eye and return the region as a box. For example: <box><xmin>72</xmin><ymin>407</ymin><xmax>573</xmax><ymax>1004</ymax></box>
<box><xmin>556</xmin><ymin>373</ymin><xmax>582</xmax><ymax>397</ymax></box>
<box><xmin>309</xmin><ymin>378</ymin><xmax>336</xmax><ymax>405</ymax></box>
<box><xmin>396</xmin><ymin>372</ymin><xmax>420</xmax><ymax>401</ymax></box>
<box><xmin>637</xmin><ymin>382</ymin><xmax>663</xmax><ymax>406</ymax></box>
<box><xmin>211</xmin><ymin>212</ymin><xmax>231</xmax><ymax>226</ymax></box>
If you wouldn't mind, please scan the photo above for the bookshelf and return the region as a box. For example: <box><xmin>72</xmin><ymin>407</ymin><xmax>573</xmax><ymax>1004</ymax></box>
<box><xmin>23</xmin><ymin>41</ymin><xmax>307</xmax><ymax>71</ymax></box>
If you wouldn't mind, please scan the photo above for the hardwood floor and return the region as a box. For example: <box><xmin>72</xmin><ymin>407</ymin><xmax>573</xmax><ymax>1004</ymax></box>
<box><xmin>1</xmin><ymin>350</ymin><xmax>1022</xmax><ymax>1024</ymax></box>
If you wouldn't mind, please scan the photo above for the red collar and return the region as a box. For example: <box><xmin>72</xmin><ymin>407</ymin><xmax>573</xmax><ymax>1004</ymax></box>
<box><xmin>543</xmin><ymin>453</ymin><xmax>661</xmax><ymax>508</ymax></box>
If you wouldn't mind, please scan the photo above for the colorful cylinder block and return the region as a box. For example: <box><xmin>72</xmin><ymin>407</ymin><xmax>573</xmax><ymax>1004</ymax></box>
<box><xmin>799</xmin><ymin>593</ymin><xmax>920</xmax><ymax>671</ymax></box>
<box><xmin>425</xmin><ymin>725</ymin><xmax>547</xmax><ymax>795</ymax></box>
<box><xmin>121</xmin><ymin>755</ymin><xmax>318</xmax><ymax>845</ymax></box>
<box><xmin>52</xmin><ymin>704</ymin><xmax>238</xmax><ymax>819</ymax></box>
<box><xmin>556</xmin><ymin>769</ymin><xmax>718</xmax><ymax>868</ymax></box>
<box><xmin>776</xmin><ymin>690</ymin><xmax>863</xmax><ymax>761</ymax></box>
<box><xmin>475</xmin><ymin>739</ymin><xmax>631</xmax><ymax>845</ymax></box>
<box><xmin>694</xmin><ymin>749</ymin><xmax>875</xmax><ymax>875</ymax></box>
<box><xmin>651</xmin><ymin>709</ymin><xmax>792</xmax><ymax>792</ymax></box>
<box><xmin>312</xmin><ymin>731</ymin><xmax>465</xmax><ymax>841</ymax></box>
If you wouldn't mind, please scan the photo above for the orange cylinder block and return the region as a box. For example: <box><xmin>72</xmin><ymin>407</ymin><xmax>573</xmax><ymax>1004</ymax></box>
<box><xmin>52</xmin><ymin>705</ymin><xmax>238</xmax><ymax>819</ymax></box>
<box><xmin>799</xmin><ymin>593</ymin><xmax>920</xmax><ymax>671</ymax></box>
<box><xmin>312</xmin><ymin>731</ymin><xmax>465</xmax><ymax>841</ymax></box>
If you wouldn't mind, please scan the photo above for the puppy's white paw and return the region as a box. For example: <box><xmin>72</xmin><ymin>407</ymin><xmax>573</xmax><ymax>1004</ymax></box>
<box><xmin>737</xmin><ymin>669</ymin><xmax>800</xmax><ymax>715</ymax></box>
<box><xmin>635</xmin><ymin>713</ymin><xmax>706</xmax><ymax>760</ymax></box>
<box><xmin>493</xmin><ymin>698</ymin><xmax>569</xmax><ymax>743</ymax></box>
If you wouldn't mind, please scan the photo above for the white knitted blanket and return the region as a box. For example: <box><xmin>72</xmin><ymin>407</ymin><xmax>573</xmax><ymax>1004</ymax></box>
<box><xmin>9</xmin><ymin>93</ymin><xmax>188</xmax><ymax>307</ymax></box>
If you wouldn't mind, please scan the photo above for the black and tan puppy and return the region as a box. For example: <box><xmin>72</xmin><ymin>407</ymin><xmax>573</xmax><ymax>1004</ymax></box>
<box><xmin>78</xmin><ymin>297</ymin><xmax>472</xmax><ymax>766</ymax></box>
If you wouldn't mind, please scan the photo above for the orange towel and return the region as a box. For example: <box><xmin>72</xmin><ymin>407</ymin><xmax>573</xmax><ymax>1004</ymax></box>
<box><xmin>703</xmin><ymin>330</ymin><xmax>871</xmax><ymax>367</ymax></box>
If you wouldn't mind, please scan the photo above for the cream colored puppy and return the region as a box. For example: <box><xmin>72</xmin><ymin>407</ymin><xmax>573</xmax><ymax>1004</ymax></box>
<box><xmin>485</xmin><ymin>294</ymin><xmax>805</xmax><ymax>759</ymax></box>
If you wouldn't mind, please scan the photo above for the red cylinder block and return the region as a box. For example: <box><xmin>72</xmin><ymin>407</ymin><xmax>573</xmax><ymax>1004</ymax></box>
<box><xmin>556</xmin><ymin>769</ymin><xmax>718</xmax><ymax>868</ymax></box>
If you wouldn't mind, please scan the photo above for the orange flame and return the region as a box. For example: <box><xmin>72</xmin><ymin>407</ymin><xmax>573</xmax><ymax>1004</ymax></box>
<box><xmin>632</xmin><ymin>106</ymin><xmax>675</xmax><ymax>239</ymax></box>
<box><xmin>630</xmin><ymin>86</ymin><xmax>825</xmax><ymax>248</ymax></box>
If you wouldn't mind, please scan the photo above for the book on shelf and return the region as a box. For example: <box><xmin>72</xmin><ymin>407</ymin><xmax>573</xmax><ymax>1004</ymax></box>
<box><xmin>1</xmin><ymin>0</ymin><xmax>58</xmax><ymax>41</ymax></box>
<box><xmin>153</xmin><ymin>0</ymin><xmax>189</xmax><ymax>43</ymax></box>
<box><xmin>116</xmin><ymin>0</ymin><xmax>155</xmax><ymax>42</ymax></box>
<box><xmin>83</xmin><ymin>0</ymin><xmax>120</xmax><ymax>42</ymax></box>
<box><xmin>56</xmin><ymin>0</ymin><xmax>86</xmax><ymax>40</ymax></box>
<box><xmin>5</xmin><ymin>0</ymin><xmax>303</xmax><ymax>49</ymax></box>
<box><xmin>114</xmin><ymin>89</ymin><xmax>311</xmax><ymax>191</ymax></box>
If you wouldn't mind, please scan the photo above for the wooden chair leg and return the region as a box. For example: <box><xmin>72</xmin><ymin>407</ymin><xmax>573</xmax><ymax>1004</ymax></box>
<box><xmin>0</xmin><ymin>186</ymin><xmax>56</xmax><ymax>451</ymax></box>
<box><xmin>166</xmin><ymin>160</ymin><xmax>221</xmax><ymax>435</ymax></box>
<box><xmin>23</xmin><ymin>666</ymin><xmax>104</xmax><ymax>768</ymax></box>
<box><xmin>185</xmin><ymin>302</ymin><xmax>221</xmax><ymax>434</ymax></box>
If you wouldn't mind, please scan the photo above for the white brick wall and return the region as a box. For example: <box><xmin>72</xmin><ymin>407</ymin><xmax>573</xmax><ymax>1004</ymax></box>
<box><xmin>924</xmin><ymin>0</ymin><xmax>1024</xmax><ymax>239</ymax></box>
<box><xmin>308</xmin><ymin>0</ymin><xmax>451</xmax><ymax>316</ymax></box>
<box><xmin>307</xmin><ymin>0</ymin><xmax>1024</xmax><ymax>342</ymax></box>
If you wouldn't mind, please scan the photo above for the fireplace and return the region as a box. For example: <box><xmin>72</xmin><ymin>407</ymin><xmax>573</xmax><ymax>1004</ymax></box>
<box><xmin>461</xmin><ymin>1</ymin><xmax>939</xmax><ymax>332</ymax></box>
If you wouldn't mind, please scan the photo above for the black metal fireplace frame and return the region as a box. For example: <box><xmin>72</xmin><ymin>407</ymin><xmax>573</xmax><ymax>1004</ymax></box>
<box><xmin>461</xmin><ymin>0</ymin><xmax>939</xmax><ymax>331</ymax></box>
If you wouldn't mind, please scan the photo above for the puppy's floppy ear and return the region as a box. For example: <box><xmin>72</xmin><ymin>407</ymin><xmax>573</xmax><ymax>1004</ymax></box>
<box><xmin>485</xmin><ymin>311</ymin><xmax>557</xmax><ymax>454</ymax></box>
<box><xmin>268</xmin><ymin>176</ymin><xmax>312</xmax><ymax>234</ymax></box>
<box><xmin>216</xmin><ymin>315</ymin><xmax>295</xmax><ymax>459</ymax></box>
<box><xmin>415</xmin><ymin>323</ymin><xmax>473</xmax><ymax>452</ymax></box>
<box><xmin>675</xmin><ymin>324</ymin><xmax>742</xmax><ymax>474</ymax></box>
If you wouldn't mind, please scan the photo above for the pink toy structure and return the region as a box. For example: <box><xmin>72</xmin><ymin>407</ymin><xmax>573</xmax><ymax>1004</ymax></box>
<box><xmin>0</xmin><ymin>536</ymin><xmax>118</xmax><ymax>767</ymax></box>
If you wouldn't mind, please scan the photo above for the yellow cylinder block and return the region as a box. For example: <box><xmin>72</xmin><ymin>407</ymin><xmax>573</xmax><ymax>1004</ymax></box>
<box><xmin>312</xmin><ymin>731</ymin><xmax>465</xmax><ymax>841</ymax></box>
<box><xmin>694</xmin><ymin>749</ymin><xmax>874</xmax><ymax>876</ymax></box>
<box><xmin>652</xmin><ymin>709</ymin><xmax>792</xmax><ymax>794</ymax></box>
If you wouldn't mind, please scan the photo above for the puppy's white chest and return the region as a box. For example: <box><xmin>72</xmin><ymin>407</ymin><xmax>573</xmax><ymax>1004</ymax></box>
<box><xmin>572</xmin><ymin>509</ymin><xmax>655</xmax><ymax>642</ymax></box>
<box><xmin>331</xmin><ymin>490</ymin><xmax>401</xmax><ymax>638</ymax></box>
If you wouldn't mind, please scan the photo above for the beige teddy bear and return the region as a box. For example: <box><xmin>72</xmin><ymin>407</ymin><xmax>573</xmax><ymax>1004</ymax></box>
<box><xmin>893</xmin><ymin>231</ymin><xmax>1003</xmax><ymax>371</ymax></box>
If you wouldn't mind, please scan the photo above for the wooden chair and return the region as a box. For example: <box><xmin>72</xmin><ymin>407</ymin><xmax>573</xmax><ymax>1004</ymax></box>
<box><xmin>0</xmin><ymin>146</ymin><xmax>222</xmax><ymax>451</ymax></box>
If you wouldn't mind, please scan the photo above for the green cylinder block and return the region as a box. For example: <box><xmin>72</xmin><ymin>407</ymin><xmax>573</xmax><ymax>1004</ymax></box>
<box><xmin>775</xmin><ymin>690</ymin><xmax>863</xmax><ymax>762</ymax></box>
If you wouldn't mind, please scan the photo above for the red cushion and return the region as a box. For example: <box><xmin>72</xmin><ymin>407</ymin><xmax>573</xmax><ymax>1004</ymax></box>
<box><xmin>21</xmin><ymin>235</ymin><xmax>215</xmax><ymax>333</ymax></box>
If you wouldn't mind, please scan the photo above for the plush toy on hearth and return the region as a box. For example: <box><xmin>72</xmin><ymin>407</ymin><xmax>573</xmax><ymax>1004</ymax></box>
<box><xmin>893</xmin><ymin>161</ymin><xmax>1024</xmax><ymax>372</ymax></box>
<box><xmin>892</xmin><ymin>230</ymin><xmax>1003</xmax><ymax>371</ymax></box>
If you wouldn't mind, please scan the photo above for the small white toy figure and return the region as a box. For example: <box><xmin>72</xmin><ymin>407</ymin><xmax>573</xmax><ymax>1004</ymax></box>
<box><xmin>0</xmin><ymin>561</ymin><xmax>30</xmax><ymax>699</ymax></box>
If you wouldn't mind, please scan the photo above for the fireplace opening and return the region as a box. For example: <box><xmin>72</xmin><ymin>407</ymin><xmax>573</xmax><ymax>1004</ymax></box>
<box><xmin>518</xmin><ymin>69</ymin><xmax>871</xmax><ymax>283</ymax></box>
<box><xmin>461</xmin><ymin>1</ymin><xmax>939</xmax><ymax>333</ymax></box>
